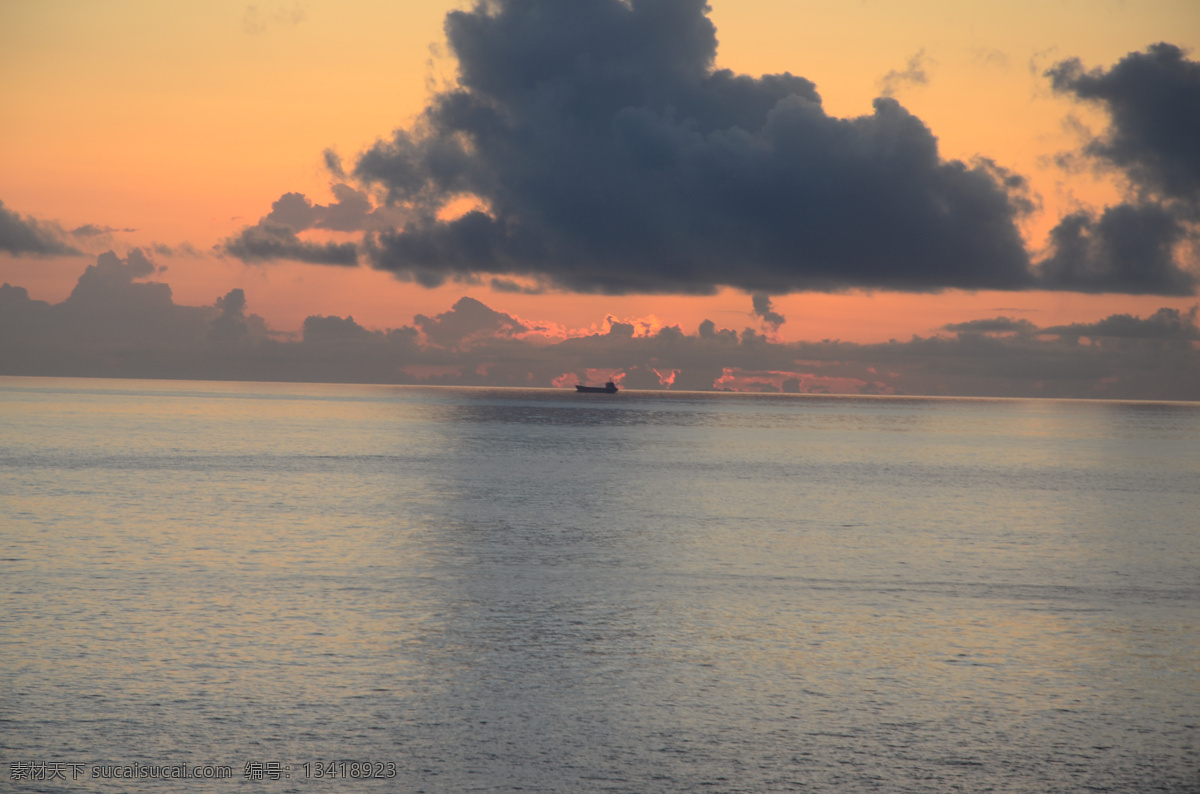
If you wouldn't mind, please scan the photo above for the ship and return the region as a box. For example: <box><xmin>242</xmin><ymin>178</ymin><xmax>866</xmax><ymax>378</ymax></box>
<box><xmin>575</xmin><ymin>380</ymin><xmax>619</xmax><ymax>394</ymax></box>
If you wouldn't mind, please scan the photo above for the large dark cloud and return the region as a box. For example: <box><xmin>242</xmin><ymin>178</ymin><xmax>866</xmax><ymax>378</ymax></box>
<box><xmin>1039</xmin><ymin>43</ymin><xmax>1200</xmax><ymax>295</ymax></box>
<box><xmin>350</xmin><ymin>0</ymin><xmax>1034</xmax><ymax>293</ymax></box>
<box><xmin>0</xmin><ymin>200</ymin><xmax>80</xmax><ymax>256</ymax></box>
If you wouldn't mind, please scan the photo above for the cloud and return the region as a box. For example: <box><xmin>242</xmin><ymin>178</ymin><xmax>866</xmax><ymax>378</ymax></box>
<box><xmin>414</xmin><ymin>296</ymin><xmax>529</xmax><ymax>350</ymax></box>
<box><xmin>244</xmin><ymin>2</ymin><xmax>306</xmax><ymax>35</ymax></box>
<box><xmin>1038</xmin><ymin>43</ymin><xmax>1200</xmax><ymax>296</ymax></box>
<box><xmin>349</xmin><ymin>0</ymin><xmax>1034</xmax><ymax>294</ymax></box>
<box><xmin>751</xmin><ymin>292</ymin><xmax>785</xmax><ymax>331</ymax></box>
<box><xmin>1042</xmin><ymin>306</ymin><xmax>1199</xmax><ymax>340</ymax></box>
<box><xmin>942</xmin><ymin>317</ymin><xmax>1037</xmax><ymax>334</ymax></box>
<box><xmin>55</xmin><ymin>250</ymin><xmax>229</xmax><ymax>351</ymax></box>
<box><xmin>2</xmin><ymin>260</ymin><xmax>1197</xmax><ymax>399</ymax></box>
<box><xmin>1047</xmin><ymin>43</ymin><xmax>1200</xmax><ymax>206</ymax></box>
<box><xmin>71</xmin><ymin>224</ymin><xmax>139</xmax><ymax>238</ymax></box>
<box><xmin>0</xmin><ymin>200</ymin><xmax>80</xmax><ymax>256</ymax></box>
<box><xmin>1038</xmin><ymin>203</ymin><xmax>1195</xmax><ymax>294</ymax></box>
<box><xmin>2</xmin><ymin>250</ymin><xmax>212</xmax><ymax>363</ymax></box>
<box><xmin>262</xmin><ymin>184</ymin><xmax>406</xmax><ymax>233</ymax></box>
<box><xmin>490</xmin><ymin>276</ymin><xmax>549</xmax><ymax>294</ymax></box>
<box><xmin>152</xmin><ymin>241</ymin><xmax>203</xmax><ymax>258</ymax></box>
<box><xmin>222</xmin><ymin>221</ymin><xmax>359</xmax><ymax>266</ymax></box>
<box><xmin>971</xmin><ymin>48</ymin><xmax>1010</xmax><ymax>70</ymax></box>
<box><xmin>879</xmin><ymin>49</ymin><xmax>933</xmax><ymax>97</ymax></box>
<box><xmin>210</xmin><ymin>288</ymin><xmax>272</xmax><ymax>344</ymax></box>
<box><xmin>300</xmin><ymin>315</ymin><xmax>357</xmax><ymax>344</ymax></box>
<box><xmin>221</xmin><ymin>184</ymin><xmax>413</xmax><ymax>265</ymax></box>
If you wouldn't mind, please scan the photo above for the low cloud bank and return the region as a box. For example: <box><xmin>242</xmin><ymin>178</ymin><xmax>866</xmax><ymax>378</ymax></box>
<box><xmin>3</xmin><ymin>251</ymin><xmax>1198</xmax><ymax>401</ymax></box>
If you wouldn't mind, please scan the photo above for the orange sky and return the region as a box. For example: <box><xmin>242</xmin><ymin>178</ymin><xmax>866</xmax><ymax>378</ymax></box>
<box><xmin>2</xmin><ymin>0</ymin><xmax>1198</xmax><ymax>343</ymax></box>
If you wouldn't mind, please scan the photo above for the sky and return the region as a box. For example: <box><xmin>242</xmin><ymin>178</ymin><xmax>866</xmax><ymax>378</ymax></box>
<box><xmin>2</xmin><ymin>0</ymin><xmax>1199</xmax><ymax>397</ymax></box>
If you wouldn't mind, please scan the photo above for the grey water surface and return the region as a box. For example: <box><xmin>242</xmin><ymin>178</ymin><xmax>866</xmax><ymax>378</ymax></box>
<box><xmin>1</xmin><ymin>377</ymin><xmax>1197</xmax><ymax>792</ymax></box>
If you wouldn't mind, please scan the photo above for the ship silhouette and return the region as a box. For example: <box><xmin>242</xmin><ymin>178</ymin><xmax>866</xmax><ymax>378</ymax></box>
<box><xmin>575</xmin><ymin>380</ymin><xmax>618</xmax><ymax>394</ymax></box>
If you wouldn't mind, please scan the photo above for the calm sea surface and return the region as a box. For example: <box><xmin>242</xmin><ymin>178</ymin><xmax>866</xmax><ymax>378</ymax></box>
<box><xmin>1</xmin><ymin>377</ymin><xmax>1198</xmax><ymax>792</ymax></box>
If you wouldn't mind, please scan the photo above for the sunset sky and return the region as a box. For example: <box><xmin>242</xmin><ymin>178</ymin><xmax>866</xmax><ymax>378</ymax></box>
<box><xmin>2</xmin><ymin>0</ymin><xmax>1199</xmax><ymax>396</ymax></box>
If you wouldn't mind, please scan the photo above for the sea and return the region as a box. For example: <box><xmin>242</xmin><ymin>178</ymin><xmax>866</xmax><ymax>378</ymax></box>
<box><xmin>1</xmin><ymin>376</ymin><xmax>1197</xmax><ymax>793</ymax></box>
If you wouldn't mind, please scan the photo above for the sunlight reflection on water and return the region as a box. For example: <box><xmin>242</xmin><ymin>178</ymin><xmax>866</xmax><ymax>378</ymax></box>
<box><xmin>1</xmin><ymin>378</ymin><xmax>1198</xmax><ymax>791</ymax></box>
